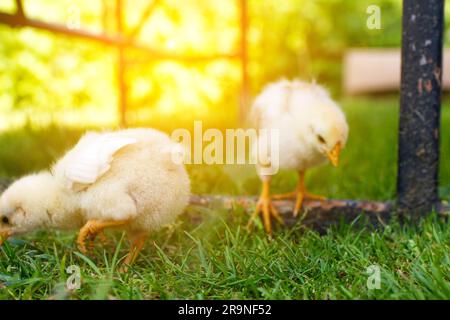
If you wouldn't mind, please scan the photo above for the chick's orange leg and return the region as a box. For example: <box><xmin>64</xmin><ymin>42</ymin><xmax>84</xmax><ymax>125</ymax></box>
<box><xmin>292</xmin><ymin>171</ymin><xmax>308</xmax><ymax>217</ymax></box>
<box><xmin>119</xmin><ymin>233</ymin><xmax>148</xmax><ymax>273</ymax></box>
<box><xmin>247</xmin><ymin>180</ymin><xmax>284</xmax><ymax>235</ymax></box>
<box><xmin>272</xmin><ymin>171</ymin><xmax>326</xmax><ymax>217</ymax></box>
<box><xmin>298</xmin><ymin>171</ymin><xmax>327</xmax><ymax>201</ymax></box>
<box><xmin>293</xmin><ymin>189</ymin><xmax>305</xmax><ymax>218</ymax></box>
<box><xmin>77</xmin><ymin>220</ymin><xmax>128</xmax><ymax>254</ymax></box>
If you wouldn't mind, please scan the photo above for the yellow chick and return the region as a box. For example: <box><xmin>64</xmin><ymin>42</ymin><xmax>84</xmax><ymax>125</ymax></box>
<box><xmin>248</xmin><ymin>79</ymin><xmax>349</xmax><ymax>235</ymax></box>
<box><xmin>0</xmin><ymin>128</ymin><xmax>190</xmax><ymax>267</ymax></box>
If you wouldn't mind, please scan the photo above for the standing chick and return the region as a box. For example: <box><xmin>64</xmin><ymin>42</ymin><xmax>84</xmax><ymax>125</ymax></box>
<box><xmin>248</xmin><ymin>79</ymin><xmax>349</xmax><ymax>235</ymax></box>
<box><xmin>0</xmin><ymin>128</ymin><xmax>190</xmax><ymax>267</ymax></box>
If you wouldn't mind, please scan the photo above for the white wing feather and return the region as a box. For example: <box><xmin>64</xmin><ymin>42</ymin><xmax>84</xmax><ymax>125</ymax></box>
<box><xmin>64</xmin><ymin>133</ymin><xmax>137</xmax><ymax>185</ymax></box>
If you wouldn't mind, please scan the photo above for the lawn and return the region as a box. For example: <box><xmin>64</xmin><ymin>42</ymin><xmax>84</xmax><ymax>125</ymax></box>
<box><xmin>0</xmin><ymin>97</ymin><xmax>449</xmax><ymax>299</ymax></box>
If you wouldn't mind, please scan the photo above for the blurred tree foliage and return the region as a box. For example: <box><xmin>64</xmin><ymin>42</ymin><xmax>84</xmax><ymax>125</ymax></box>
<box><xmin>0</xmin><ymin>0</ymin><xmax>449</xmax><ymax>128</ymax></box>
<box><xmin>249</xmin><ymin>0</ymin><xmax>403</xmax><ymax>93</ymax></box>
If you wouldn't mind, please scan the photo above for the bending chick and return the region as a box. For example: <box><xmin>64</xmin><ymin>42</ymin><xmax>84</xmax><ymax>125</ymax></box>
<box><xmin>248</xmin><ymin>79</ymin><xmax>349</xmax><ymax>235</ymax></box>
<box><xmin>0</xmin><ymin>128</ymin><xmax>190</xmax><ymax>267</ymax></box>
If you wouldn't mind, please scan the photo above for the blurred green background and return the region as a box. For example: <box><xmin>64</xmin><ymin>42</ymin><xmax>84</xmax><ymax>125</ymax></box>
<box><xmin>0</xmin><ymin>0</ymin><xmax>439</xmax><ymax>127</ymax></box>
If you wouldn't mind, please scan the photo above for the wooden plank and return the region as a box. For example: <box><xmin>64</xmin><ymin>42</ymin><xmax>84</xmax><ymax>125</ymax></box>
<box><xmin>343</xmin><ymin>49</ymin><xmax>401</xmax><ymax>94</ymax></box>
<box><xmin>343</xmin><ymin>49</ymin><xmax>450</xmax><ymax>94</ymax></box>
<box><xmin>1</xmin><ymin>179</ymin><xmax>448</xmax><ymax>232</ymax></box>
<box><xmin>190</xmin><ymin>195</ymin><xmax>393</xmax><ymax>232</ymax></box>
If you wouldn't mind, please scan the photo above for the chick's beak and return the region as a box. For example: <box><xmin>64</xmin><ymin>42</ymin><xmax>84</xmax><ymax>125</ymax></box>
<box><xmin>0</xmin><ymin>230</ymin><xmax>11</xmax><ymax>246</ymax></box>
<box><xmin>327</xmin><ymin>142</ymin><xmax>341</xmax><ymax>167</ymax></box>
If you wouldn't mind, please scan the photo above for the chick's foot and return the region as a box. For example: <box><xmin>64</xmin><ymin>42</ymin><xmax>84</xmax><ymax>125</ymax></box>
<box><xmin>247</xmin><ymin>195</ymin><xmax>284</xmax><ymax>236</ymax></box>
<box><xmin>77</xmin><ymin>220</ymin><xmax>128</xmax><ymax>254</ymax></box>
<box><xmin>119</xmin><ymin>233</ymin><xmax>148</xmax><ymax>273</ymax></box>
<box><xmin>273</xmin><ymin>190</ymin><xmax>326</xmax><ymax>201</ymax></box>
<box><xmin>303</xmin><ymin>191</ymin><xmax>326</xmax><ymax>201</ymax></box>
<box><xmin>272</xmin><ymin>191</ymin><xmax>297</xmax><ymax>200</ymax></box>
<box><xmin>87</xmin><ymin>231</ymin><xmax>109</xmax><ymax>250</ymax></box>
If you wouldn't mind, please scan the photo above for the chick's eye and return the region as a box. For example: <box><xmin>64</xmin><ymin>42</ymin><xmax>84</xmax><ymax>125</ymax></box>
<box><xmin>1</xmin><ymin>216</ymin><xmax>9</xmax><ymax>225</ymax></box>
<box><xmin>317</xmin><ymin>135</ymin><xmax>326</xmax><ymax>144</ymax></box>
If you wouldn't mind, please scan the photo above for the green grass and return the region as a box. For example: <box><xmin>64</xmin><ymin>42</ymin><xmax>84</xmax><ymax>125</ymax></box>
<box><xmin>0</xmin><ymin>213</ymin><xmax>449</xmax><ymax>299</ymax></box>
<box><xmin>0</xmin><ymin>97</ymin><xmax>449</xmax><ymax>300</ymax></box>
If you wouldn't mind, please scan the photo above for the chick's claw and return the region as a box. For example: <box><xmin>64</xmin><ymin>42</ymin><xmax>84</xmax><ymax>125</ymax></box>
<box><xmin>77</xmin><ymin>221</ymin><xmax>99</xmax><ymax>254</ymax></box>
<box><xmin>247</xmin><ymin>196</ymin><xmax>284</xmax><ymax>236</ymax></box>
<box><xmin>77</xmin><ymin>220</ymin><xmax>127</xmax><ymax>254</ymax></box>
<box><xmin>87</xmin><ymin>231</ymin><xmax>108</xmax><ymax>250</ymax></box>
<box><xmin>303</xmin><ymin>191</ymin><xmax>326</xmax><ymax>201</ymax></box>
<box><xmin>97</xmin><ymin>232</ymin><xmax>109</xmax><ymax>245</ymax></box>
<box><xmin>273</xmin><ymin>190</ymin><xmax>326</xmax><ymax>201</ymax></box>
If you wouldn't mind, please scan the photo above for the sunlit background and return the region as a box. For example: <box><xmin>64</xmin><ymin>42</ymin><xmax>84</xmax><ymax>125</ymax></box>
<box><xmin>0</xmin><ymin>0</ymin><xmax>421</xmax><ymax>130</ymax></box>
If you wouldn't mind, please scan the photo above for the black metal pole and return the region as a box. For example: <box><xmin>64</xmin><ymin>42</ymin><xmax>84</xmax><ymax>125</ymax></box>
<box><xmin>398</xmin><ymin>0</ymin><xmax>444</xmax><ymax>218</ymax></box>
